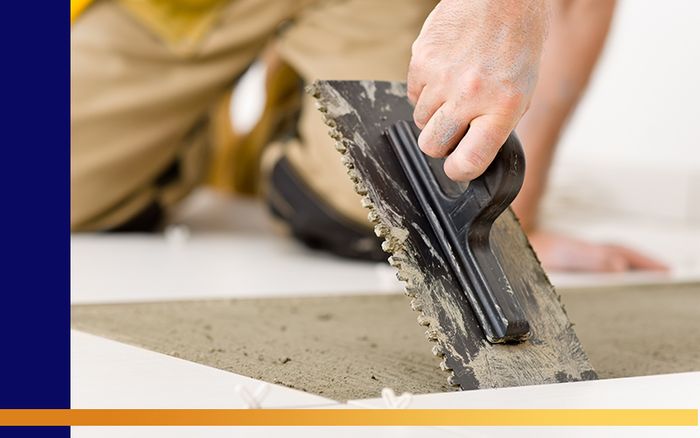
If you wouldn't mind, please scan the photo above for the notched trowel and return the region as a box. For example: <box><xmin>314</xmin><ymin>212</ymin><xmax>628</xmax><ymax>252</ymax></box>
<box><xmin>385</xmin><ymin>120</ymin><xmax>529</xmax><ymax>344</ymax></box>
<box><xmin>309</xmin><ymin>80</ymin><xmax>597</xmax><ymax>390</ymax></box>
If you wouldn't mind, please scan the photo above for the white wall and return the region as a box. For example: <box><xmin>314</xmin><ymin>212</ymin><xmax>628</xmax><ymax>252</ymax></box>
<box><xmin>556</xmin><ymin>0</ymin><xmax>700</xmax><ymax>170</ymax></box>
<box><xmin>547</xmin><ymin>0</ymin><xmax>700</xmax><ymax>223</ymax></box>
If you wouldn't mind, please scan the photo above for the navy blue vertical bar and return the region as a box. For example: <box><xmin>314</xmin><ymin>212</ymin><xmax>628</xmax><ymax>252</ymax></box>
<box><xmin>0</xmin><ymin>0</ymin><xmax>71</xmax><ymax>437</ymax></box>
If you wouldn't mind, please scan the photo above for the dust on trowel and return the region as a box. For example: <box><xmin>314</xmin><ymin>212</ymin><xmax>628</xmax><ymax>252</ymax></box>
<box><xmin>311</xmin><ymin>80</ymin><xmax>596</xmax><ymax>389</ymax></box>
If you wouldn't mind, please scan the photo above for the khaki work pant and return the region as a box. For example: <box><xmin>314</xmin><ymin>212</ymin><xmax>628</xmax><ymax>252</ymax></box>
<box><xmin>71</xmin><ymin>0</ymin><xmax>436</xmax><ymax>230</ymax></box>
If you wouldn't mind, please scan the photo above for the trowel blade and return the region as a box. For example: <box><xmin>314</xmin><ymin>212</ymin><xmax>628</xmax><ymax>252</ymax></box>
<box><xmin>309</xmin><ymin>80</ymin><xmax>596</xmax><ymax>389</ymax></box>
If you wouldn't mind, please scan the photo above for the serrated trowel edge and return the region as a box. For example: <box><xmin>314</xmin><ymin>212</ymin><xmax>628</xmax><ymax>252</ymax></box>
<box><xmin>307</xmin><ymin>83</ymin><xmax>460</xmax><ymax>387</ymax></box>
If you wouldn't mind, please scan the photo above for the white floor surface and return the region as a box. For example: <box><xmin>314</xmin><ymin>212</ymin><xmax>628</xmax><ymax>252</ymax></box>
<box><xmin>71</xmin><ymin>329</ymin><xmax>699</xmax><ymax>437</ymax></box>
<box><xmin>72</xmin><ymin>189</ymin><xmax>700</xmax><ymax>305</ymax></box>
<box><xmin>71</xmin><ymin>188</ymin><xmax>700</xmax><ymax>437</ymax></box>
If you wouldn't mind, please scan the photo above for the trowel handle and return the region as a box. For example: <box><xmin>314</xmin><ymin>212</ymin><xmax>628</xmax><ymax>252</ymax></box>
<box><xmin>386</xmin><ymin>121</ymin><xmax>530</xmax><ymax>343</ymax></box>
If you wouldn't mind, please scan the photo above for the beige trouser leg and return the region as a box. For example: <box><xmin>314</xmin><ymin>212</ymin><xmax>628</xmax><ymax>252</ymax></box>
<box><xmin>276</xmin><ymin>0</ymin><xmax>437</xmax><ymax>226</ymax></box>
<box><xmin>71</xmin><ymin>0</ymin><xmax>301</xmax><ymax>230</ymax></box>
<box><xmin>71</xmin><ymin>0</ymin><xmax>436</xmax><ymax>231</ymax></box>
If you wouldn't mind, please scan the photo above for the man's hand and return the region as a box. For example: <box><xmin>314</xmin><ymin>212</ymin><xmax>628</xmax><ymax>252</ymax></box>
<box><xmin>528</xmin><ymin>230</ymin><xmax>669</xmax><ymax>273</ymax></box>
<box><xmin>408</xmin><ymin>0</ymin><xmax>549</xmax><ymax>182</ymax></box>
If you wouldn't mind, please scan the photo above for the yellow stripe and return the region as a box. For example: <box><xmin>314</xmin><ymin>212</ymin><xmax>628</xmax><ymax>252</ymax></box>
<box><xmin>71</xmin><ymin>0</ymin><xmax>93</xmax><ymax>23</ymax></box>
<box><xmin>0</xmin><ymin>409</ymin><xmax>696</xmax><ymax>427</ymax></box>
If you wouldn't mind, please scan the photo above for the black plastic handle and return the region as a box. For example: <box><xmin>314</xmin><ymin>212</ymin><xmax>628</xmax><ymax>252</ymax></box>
<box><xmin>385</xmin><ymin>121</ymin><xmax>530</xmax><ymax>343</ymax></box>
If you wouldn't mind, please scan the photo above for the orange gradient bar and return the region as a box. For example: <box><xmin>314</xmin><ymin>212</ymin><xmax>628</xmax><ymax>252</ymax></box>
<box><xmin>0</xmin><ymin>409</ymin><xmax>696</xmax><ymax>427</ymax></box>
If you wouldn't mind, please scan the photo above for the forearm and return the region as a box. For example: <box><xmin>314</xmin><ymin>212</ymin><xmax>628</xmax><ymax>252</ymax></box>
<box><xmin>512</xmin><ymin>0</ymin><xmax>616</xmax><ymax>232</ymax></box>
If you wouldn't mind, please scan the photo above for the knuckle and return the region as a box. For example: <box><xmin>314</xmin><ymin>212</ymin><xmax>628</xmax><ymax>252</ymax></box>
<box><xmin>420</xmin><ymin>140</ymin><xmax>445</xmax><ymax>158</ymax></box>
<box><xmin>457</xmin><ymin>76</ymin><xmax>483</xmax><ymax>99</ymax></box>
<box><xmin>413</xmin><ymin>111</ymin><xmax>427</xmax><ymax>128</ymax></box>
<box><xmin>413</xmin><ymin>100</ymin><xmax>440</xmax><ymax>128</ymax></box>
<box><xmin>423</xmin><ymin>147</ymin><xmax>444</xmax><ymax>159</ymax></box>
<box><xmin>406</xmin><ymin>79</ymin><xmax>422</xmax><ymax>104</ymax></box>
<box><xmin>446</xmin><ymin>144</ymin><xmax>489</xmax><ymax>182</ymax></box>
<box><xmin>445</xmin><ymin>158</ymin><xmax>472</xmax><ymax>182</ymax></box>
<box><xmin>407</xmin><ymin>88</ymin><xmax>419</xmax><ymax>104</ymax></box>
<box><xmin>463</xmin><ymin>148</ymin><xmax>488</xmax><ymax>175</ymax></box>
<box><xmin>410</xmin><ymin>38</ymin><xmax>422</xmax><ymax>55</ymax></box>
<box><xmin>499</xmin><ymin>91</ymin><xmax>527</xmax><ymax>113</ymax></box>
<box><xmin>408</xmin><ymin>58</ymin><xmax>421</xmax><ymax>76</ymax></box>
<box><xmin>411</xmin><ymin>38</ymin><xmax>434</xmax><ymax>61</ymax></box>
<box><xmin>435</xmin><ymin>118</ymin><xmax>461</xmax><ymax>147</ymax></box>
<box><xmin>419</xmin><ymin>133</ymin><xmax>448</xmax><ymax>158</ymax></box>
<box><xmin>485</xmin><ymin>125</ymin><xmax>508</xmax><ymax>147</ymax></box>
<box><xmin>477</xmin><ymin>118</ymin><xmax>512</xmax><ymax>149</ymax></box>
<box><xmin>409</xmin><ymin>51</ymin><xmax>429</xmax><ymax>74</ymax></box>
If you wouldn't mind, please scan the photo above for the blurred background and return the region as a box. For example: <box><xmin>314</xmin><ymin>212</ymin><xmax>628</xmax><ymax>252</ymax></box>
<box><xmin>540</xmin><ymin>0</ymin><xmax>700</xmax><ymax>282</ymax></box>
<box><xmin>71</xmin><ymin>0</ymin><xmax>700</xmax><ymax>302</ymax></box>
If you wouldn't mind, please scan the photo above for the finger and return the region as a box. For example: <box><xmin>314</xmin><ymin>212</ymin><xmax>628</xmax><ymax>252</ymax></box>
<box><xmin>607</xmin><ymin>245</ymin><xmax>670</xmax><ymax>272</ymax></box>
<box><xmin>417</xmin><ymin>103</ymin><xmax>469</xmax><ymax>158</ymax></box>
<box><xmin>600</xmin><ymin>253</ymin><xmax>629</xmax><ymax>273</ymax></box>
<box><xmin>413</xmin><ymin>84</ymin><xmax>444</xmax><ymax>129</ymax></box>
<box><xmin>571</xmin><ymin>245</ymin><xmax>627</xmax><ymax>273</ymax></box>
<box><xmin>406</xmin><ymin>65</ymin><xmax>425</xmax><ymax>105</ymax></box>
<box><xmin>407</xmin><ymin>81</ymin><xmax>424</xmax><ymax>106</ymax></box>
<box><xmin>567</xmin><ymin>243</ymin><xmax>625</xmax><ymax>273</ymax></box>
<box><xmin>443</xmin><ymin>115</ymin><xmax>510</xmax><ymax>182</ymax></box>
